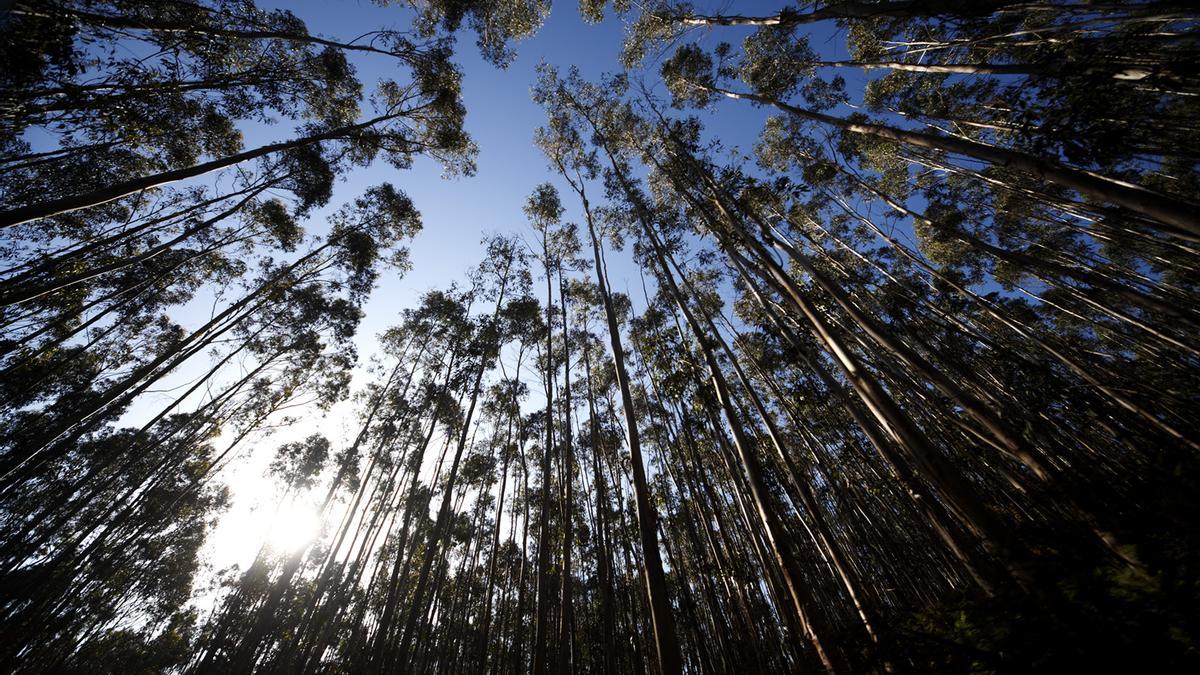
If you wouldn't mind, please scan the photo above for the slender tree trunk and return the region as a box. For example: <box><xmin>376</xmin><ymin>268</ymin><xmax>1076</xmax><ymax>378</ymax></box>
<box><xmin>694</xmin><ymin>81</ymin><xmax>1200</xmax><ymax>239</ymax></box>
<box><xmin>575</xmin><ymin>175</ymin><xmax>683</xmax><ymax>675</ymax></box>
<box><xmin>0</xmin><ymin>111</ymin><xmax>403</xmax><ymax>228</ymax></box>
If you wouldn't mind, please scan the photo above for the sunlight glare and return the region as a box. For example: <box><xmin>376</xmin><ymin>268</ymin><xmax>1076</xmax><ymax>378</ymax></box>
<box><xmin>265</xmin><ymin>506</ymin><xmax>323</xmax><ymax>553</ymax></box>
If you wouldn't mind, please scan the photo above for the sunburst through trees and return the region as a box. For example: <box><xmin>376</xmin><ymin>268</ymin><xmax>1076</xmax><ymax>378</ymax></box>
<box><xmin>2</xmin><ymin>1</ymin><xmax>1199</xmax><ymax>673</ymax></box>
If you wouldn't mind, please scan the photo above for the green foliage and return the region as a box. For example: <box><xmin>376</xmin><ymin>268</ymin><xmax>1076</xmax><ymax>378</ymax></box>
<box><xmin>621</xmin><ymin>3</ymin><xmax>685</xmax><ymax>69</ymax></box>
<box><xmin>739</xmin><ymin>26</ymin><xmax>815</xmax><ymax>100</ymax></box>
<box><xmin>4</xmin><ymin>2</ymin><xmax>1200</xmax><ymax>674</ymax></box>
<box><xmin>524</xmin><ymin>182</ymin><xmax>565</xmax><ymax>229</ymax></box>
<box><xmin>389</xmin><ymin>0</ymin><xmax>550</xmax><ymax>68</ymax></box>
<box><xmin>66</xmin><ymin>611</ymin><xmax>197</xmax><ymax>675</ymax></box>
<box><xmin>661</xmin><ymin>44</ymin><xmax>716</xmax><ymax>108</ymax></box>
<box><xmin>269</xmin><ymin>434</ymin><xmax>332</xmax><ymax>491</ymax></box>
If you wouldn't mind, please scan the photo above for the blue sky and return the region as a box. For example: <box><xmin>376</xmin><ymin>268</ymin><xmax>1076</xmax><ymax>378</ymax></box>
<box><xmin>110</xmin><ymin>0</ymin><xmax>866</xmax><ymax>473</ymax></box>
<box><xmin>190</xmin><ymin>0</ymin><xmax>865</xmax><ymax>577</ymax></box>
<box><xmin>282</xmin><ymin>0</ymin><xmax>635</xmax><ymax>348</ymax></box>
<box><xmin>259</xmin><ymin>1</ymin><xmax>855</xmax><ymax>354</ymax></box>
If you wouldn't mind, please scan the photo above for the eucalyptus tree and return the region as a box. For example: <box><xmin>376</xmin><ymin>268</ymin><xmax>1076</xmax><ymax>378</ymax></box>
<box><xmin>2</xmin><ymin>1</ymin><xmax>1199</xmax><ymax>673</ymax></box>
<box><xmin>191</xmin><ymin>285</ymin><xmax>467</xmax><ymax>672</ymax></box>
<box><xmin>533</xmin><ymin>35</ymin><xmax>1200</xmax><ymax>664</ymax></box>
<box><xmin>0</xmin><ymin>0</ymin><xmax>487</xmax><ymax>664</ymax></box>
<box><xmin>522</xmin><ymin>183</ymin><xmax>566</xmax><ymax>675</ymax></box>
<box><xmin>385</xmin><ymin>0</ymin><xmax>552</xmax><ymax>68</ymax></box>
<box><xmin>0</xmin><ymin>427</ymin><xmax>229</xmax><ymax>671</ymax></box>
<box><xmin>389</xmin><ymin>237</ymin><xmax>523</xmax><ymax>670</ymax></box>
<box><xmin>0</xmin><ymin>1</ymin><xmax>472</xmax><ymax>361</ymax></box>
<box><xmin>0</xmin><ymin>180</ymin><xmax>424</xmax><ymax>672</ymax></box>
<box><xmin>1</xmin><ymin>0</ymin><xmax>476</xmax><ymax>225</ymax></box>
<box><xmin>0</xmin><ymin>0</ymin><xmax>475</xmax><ymax>506</ymax></box>
<box><xmin>533</xmin><ymin>101</ymin><xmax>684</xmax><ymax>674</ymax></box>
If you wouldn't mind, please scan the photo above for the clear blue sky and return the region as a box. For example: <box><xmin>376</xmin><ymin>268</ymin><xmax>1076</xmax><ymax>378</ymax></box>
<box><xmin>186</xmin><ymin>0</ymin><xmax>865</xmax><ymax>583</ymax></box>
<box><xmin>124</xmin><ymin>0</ymin><xmax>861</xmax><ymax>447</ymax></box>
<box><xmin>257</xmin><ymin>1</ymin><xmax>854</xmax><ymax>355</ymax></box>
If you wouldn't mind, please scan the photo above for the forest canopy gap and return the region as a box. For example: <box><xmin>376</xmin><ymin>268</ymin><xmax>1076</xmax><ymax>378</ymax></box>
<box><xmin>1</xmin><ymin>1</ymin><xmax>1198</xmax><ymax>673</ymax></box>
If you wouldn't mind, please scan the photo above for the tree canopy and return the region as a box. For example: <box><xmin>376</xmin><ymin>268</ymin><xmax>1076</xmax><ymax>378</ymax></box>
<box><xmin>1</xmin><ymin>1</ymin><xmax>1198</xmax><ymax>673</ymax></box>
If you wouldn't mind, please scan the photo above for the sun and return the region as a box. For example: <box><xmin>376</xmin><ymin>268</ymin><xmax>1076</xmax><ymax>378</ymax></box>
<box><xmin>265</xmin><ymin>505</ymin><xmax>324</xmax><ymax>553</ymax></box>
